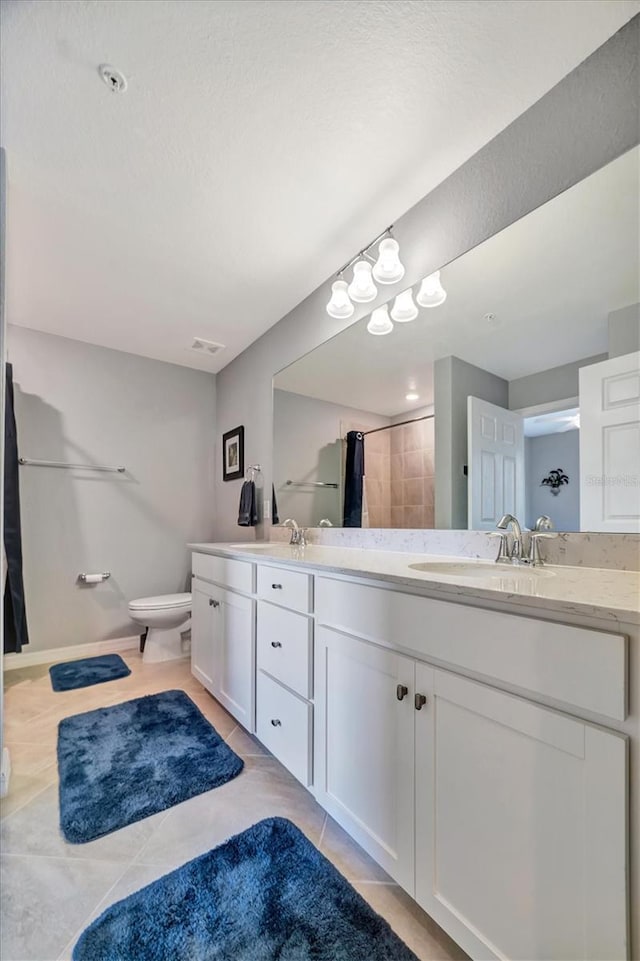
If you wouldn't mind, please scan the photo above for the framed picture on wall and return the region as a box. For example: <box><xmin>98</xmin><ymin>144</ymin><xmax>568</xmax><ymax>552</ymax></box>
<box><xmin>222</xmin><ymin>425</ymin><xmax>244</xmax><ymax>481</ymax></box>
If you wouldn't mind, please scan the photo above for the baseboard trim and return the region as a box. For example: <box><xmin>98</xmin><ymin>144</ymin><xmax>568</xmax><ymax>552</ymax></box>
<box><xmin>0</xmin><ymin>747</ymin><xmax>11</xmax><ymax>798</ymax></box>
<box><xmin>3</xmin><ymin>635</ymin><xmax>140</xmax><ymax>671</ymax></box>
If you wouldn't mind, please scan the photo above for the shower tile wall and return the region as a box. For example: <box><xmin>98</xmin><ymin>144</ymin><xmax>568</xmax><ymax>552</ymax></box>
<box><xmin>390</xmin><ymin>418</ymin><xmax>435</xmax><ymax>529</ymax></box>
<box><xmin>363</xmin><ymin>428</ymin><xmax>391</xmax><ymax>528</ymax></box>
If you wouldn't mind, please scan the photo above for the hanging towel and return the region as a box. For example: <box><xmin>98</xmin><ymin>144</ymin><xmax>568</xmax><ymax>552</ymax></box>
<box><xmin>4</xmin><ymin>362</ymin><xmax>29</xmax><ymax>653</ymax></box>
<box><xmin>343</xmin><ymin>431</ymin><xmax>365</xmax><ymax>528</ymax></box>
<box><xmin>237</xmin><ymin>480</ymin><xmax>258</xmax><ymax>527</ymax></box>
<box><xmin>272</xmin><ymin>484</ymin><xmax>280</xmax><ymax>525</ymax></box>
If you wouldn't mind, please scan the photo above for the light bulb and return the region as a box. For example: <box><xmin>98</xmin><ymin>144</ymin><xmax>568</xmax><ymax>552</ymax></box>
<box><xmin>326</xmin><ymin>280</ymin><xmax>354</xmax><ymax>319</ymax></box>
<box><xmin>406</xmin><ymin>392</ymin><xmax>419</xmax><ymax>401</ymax></box>
<box><xmin>416</xmin><ymin>270</ymin><xmax>447</xmax><ymax>308</ymax></box>
<box><xmin>348</xmin><ymin>260</ymin><xmax>377</xmax><ymax>303</ymax></box>
<box><xmin>372</xmin><ymin>238</ymin><xmax>405</xmax><ymax>285</ymax></box>
<box><xmin>390</xmin><ymin>288</ymin><xmax>418</xmax><ymax>322</ymax></box>
<box><xmin>367</xmin><ymin>304</ymin><xmax>393</xmax><ymax>336</ymax></box>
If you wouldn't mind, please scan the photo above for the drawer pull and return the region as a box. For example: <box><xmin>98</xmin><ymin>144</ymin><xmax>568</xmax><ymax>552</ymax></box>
<box><xmin>271</xmin><ymin>583</ymin><xmax>283</xmax><ymax>590</ymax></box>
<box><xmin>270</xmin><ymin>718</ymin><xmax>282</xmax><ymax>727</ymax></box>
<box><xmin>414</xmin><ymin>693</ymin><xmax>427</xmax><ymax>711</ymax></box>
<box><xmin>396</xmin><ymin>684</ymin><xmax>408</xmax><ymax>701</ymax></box>
<box><xmin>271</xmin><ymin>641</ymin><xmax>282</xmax><ymax>648</ymax></box>
<box><xmin>209</xmin><ymin>598</ymin><xmax>220</xmax><ymax>608</ymax></box>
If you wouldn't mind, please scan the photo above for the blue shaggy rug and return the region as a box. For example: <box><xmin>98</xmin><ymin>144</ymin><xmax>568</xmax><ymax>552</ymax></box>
<box><xmin>73</xmin><ymin>817</ymin><xmax>419</xmax><ymax>961</ymax></box>
<box><xmin>50</xmin><ymin>653</ymin><xmax>131</xmax><ymax>692</ymax></box>
<box><xmin>58</xmin><ymin>690</ymin><xmax>243</xmax><ymax>843</ymax></box>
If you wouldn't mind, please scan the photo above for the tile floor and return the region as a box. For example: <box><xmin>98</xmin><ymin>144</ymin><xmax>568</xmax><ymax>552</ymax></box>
<box><xmin>1</xmin><ymin>650</ymin><xmax>466</xmax><ymax>961</ymax></box>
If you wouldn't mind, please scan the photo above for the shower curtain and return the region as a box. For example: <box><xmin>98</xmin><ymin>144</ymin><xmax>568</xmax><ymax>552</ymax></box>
<box><xmin>343</xmin><ymin>430</ymin><xmax>365</xmax><ymax>528</ymax></box>
<box><xmin>3</xmin><ymin>362</ymin><xmax>28</xmax><ymax>653</ymax></box>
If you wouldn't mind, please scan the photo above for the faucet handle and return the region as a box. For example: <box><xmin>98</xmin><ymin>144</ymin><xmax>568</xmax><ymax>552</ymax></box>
<box><xmin>528</xmin><ymin>530</ymin><xmax>557</xmax><ymax>566</ymax></box>
<box><xmin>489</xmin><ymin>530</ymin><xmax>511</xmax><ymax>564</ymax></box>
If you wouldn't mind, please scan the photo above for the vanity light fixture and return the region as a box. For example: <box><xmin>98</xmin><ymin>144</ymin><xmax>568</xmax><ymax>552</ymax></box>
<box><xmin>348</xmin><ymin>261</ymin><xmax>378</xmax><ymax>303</ymax></box>
<box><xmin>416</xmin><ymin>270</ymin><xmax>447</xmax><ymax>308</ymax></box>
<box><xmin>326</xmin><ymin>280</ymin><xmax>355</xmax><ymax>320</ymax></box>
<box><xmin>367</xmin><ymin>304</ymin><xmax>394</xmax><ymax>336</ymax></box>
<box><xmin>391</xmin><ymin>288</ymin><xmax>418</xmax><ymax>323</ymax></box>
<box><xmin>372</xmin><ymin>238</ymin><xmax>405</xmax><ymax>285</ymax></box>
<box><xmin>325</xmin><ymin>226</ymin><xmax>404</xmax><ymax>318</ymax></box>
<box><xmin>405</xmin><ymin>392</ymin><xmax>420</xmax><ymax>401</ymax></box>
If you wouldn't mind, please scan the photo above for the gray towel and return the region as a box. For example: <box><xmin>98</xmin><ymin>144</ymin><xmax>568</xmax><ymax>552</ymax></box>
<box><xmin>238</xmin><ymin>481</ymin><xmax>258</xmax><ymax>526</ymax></box>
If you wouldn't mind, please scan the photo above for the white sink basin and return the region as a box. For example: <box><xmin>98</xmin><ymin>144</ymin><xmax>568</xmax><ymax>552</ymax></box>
<box><xmin>408</xmin><ymin>561</ymin><xmax>554</xmax><ymax>579</ymax></box>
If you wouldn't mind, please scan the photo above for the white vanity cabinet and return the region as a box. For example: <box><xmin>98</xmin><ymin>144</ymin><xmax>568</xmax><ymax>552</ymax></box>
<box><xmin>314</xmin><ymin>575</ymin><xmax>629</xmax><ymax>961</ymax></box>
<box><xmin>191</xmin><ymin>555</ymin><xmax>256</xmax><ymax>730</ymax></box>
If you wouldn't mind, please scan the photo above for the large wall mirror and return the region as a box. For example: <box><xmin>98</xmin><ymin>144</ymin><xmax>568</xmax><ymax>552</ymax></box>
<box><xmin>273</xmin><ymin>146</ymin><xmax>640</xmax><ymax>533</ymax></box>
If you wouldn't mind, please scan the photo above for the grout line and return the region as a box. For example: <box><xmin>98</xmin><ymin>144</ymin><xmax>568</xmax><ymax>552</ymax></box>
<box><xmin>0</xmin><ymin>776</ymin><xmax>57</xmax><ymax>823</ymax></box>
<box><xmin>57</xmin><ymin>859</ymin><xmax>135</xmax><ymax>961</ymax></box>
<box><xmin>224</xmin><ymin>725</ymin><xmax>239</xmax><ymax>742</ymax></box>
<box><xmin>317</xmin><ymin>812</ymin><xmax>328</xmax><ymax>849</ymax></box>
<box><xmin>0</xmin><ymin>851</ymin><xmax>134</xmax><ymax>865</ymax></box>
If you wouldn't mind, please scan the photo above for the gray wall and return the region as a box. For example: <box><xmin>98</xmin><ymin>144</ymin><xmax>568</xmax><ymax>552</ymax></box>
<box><xmin>434</xmin><ymin>357</ymin><xmax>508</xmax><ymax>530</ymax></box>
<box><xmin>213</xmin><ymin>17</ymin><xmax>639</xmax><ymax>541</ymax></box>
<box><xmin>8</xmin><ymin>326</ymin><xmax>216</xmax><ymax>653</ymax></box>
<box><xmin>525</xmin><ymin>430</ymin><xmax>580</xmax><ymax>531</ymax></box>
<box><xmin>508</xmin><ymin>354</ymin><xmax>607</xmax><ymax>410</ymax></box>
<box><xmin>609</xmin><ymin>303</ymin><xmax>640</xmax><ymax>357</ymax></box>
<box><xmin>273</xmin><ymin>389</ymin><xmax>389</xmax><ymax>528</ymax></box>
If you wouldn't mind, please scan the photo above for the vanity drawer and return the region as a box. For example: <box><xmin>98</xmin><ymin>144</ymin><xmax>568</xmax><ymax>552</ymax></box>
<box><xmin>256</xmin><ymin>671</ymin><xmax>312</xmax><ymax>785</ymax></box>
<box><xmin>257</xmin><ymin>602</ymin><xmax>313</xmax><ymax>698</ymax></box>
<box><xmin>315</xmin><ymin>577</ymin><xmax>627</xmax><ymax>721</ymax></box>
<box><xmin>192</xmin><ymin>552</ymin><xmax>254</xmax><ymax>594</ymax></box>
<box><xmin>256</xmin><ymin>564</ymin><xmax>312</xmax><ymax>613</ymax></box>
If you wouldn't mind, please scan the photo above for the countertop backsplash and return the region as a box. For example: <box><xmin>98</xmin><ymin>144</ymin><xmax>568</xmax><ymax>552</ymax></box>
<box><xmin>268</xmin><ymin>527</ymin><xmax>640</xmax><ymax>571</ymax></box>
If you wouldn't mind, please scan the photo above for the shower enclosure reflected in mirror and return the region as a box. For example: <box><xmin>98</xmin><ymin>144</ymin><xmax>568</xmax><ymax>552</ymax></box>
<box><xmin>273</xmin><ymin>146</ymin><xmax>640</xmax><ymax>532</ymax></box>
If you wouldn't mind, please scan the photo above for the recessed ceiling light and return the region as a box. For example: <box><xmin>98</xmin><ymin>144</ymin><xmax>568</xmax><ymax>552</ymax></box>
<box><xmin>406</xmin><ymin>392</ymin><xmax>419</xmax><ymax>401</ymax></box>
<box><xmin>190</xmin><ymin>338</ymin><xmax>225</xmax><ymax>355</ymax></box>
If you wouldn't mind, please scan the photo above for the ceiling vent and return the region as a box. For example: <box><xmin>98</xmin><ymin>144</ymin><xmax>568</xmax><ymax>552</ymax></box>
<box><xmin>190</xmin><ymin>338</ymin><xmax>225</xmax><ymax>356</ymax></box>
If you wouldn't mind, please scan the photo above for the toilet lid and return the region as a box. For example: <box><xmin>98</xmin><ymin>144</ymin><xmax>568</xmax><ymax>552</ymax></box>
<box><xmin>128</xmin><ymin>592</ymin><xmax>192</xmax><ymax>612</ymax></box>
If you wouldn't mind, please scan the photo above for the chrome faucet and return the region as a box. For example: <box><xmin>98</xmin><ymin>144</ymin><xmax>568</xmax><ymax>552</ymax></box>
<box><xmin>282</xmin><ymin>518</ymin><xmax>307</xmax><ymax>547</ymax></box>
<box><xmin>496</xmin><ymin>513</ymin><xmax>524</xmax><ymax>561</ymax></box>
<box><xmin>493</xmin><ymin>513</ymin><xmax>557</xmax><ymax>566</ymax></box>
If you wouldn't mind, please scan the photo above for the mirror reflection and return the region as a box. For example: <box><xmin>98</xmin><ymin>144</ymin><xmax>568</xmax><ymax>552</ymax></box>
<box><xmin>273</xmin><ymin>147</ymin><xmax>640</xmax><ymax>532</ymax></box>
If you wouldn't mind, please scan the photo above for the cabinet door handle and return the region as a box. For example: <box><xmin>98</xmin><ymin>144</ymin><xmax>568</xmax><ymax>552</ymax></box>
<box><xmin>271</xmin><ymin>641</ymin><xmax>282</xmax><ymax>648</ymax></box>
<box><xmin>270</xmin><ymin>718</ymin><xmax>282</xmax><ymax>727</ymax></box>
<box><xmin>271</xmin><ymin>583</ymin><xmax>283</xmax><ymax>590</ymax></box>
<box><xmin>209</xmin><ymin>598</ymin><xmax>220</xmax><ymax>608</ymax></box>
<box><xmin>414</xmin><ymin>693</ymin><xmax>427</xmax><ymax>710</ymax></box>
<box><xmin>396</xmin><ymin>684</ymin><xmax>408</xmax><ymax>701</ymax></box>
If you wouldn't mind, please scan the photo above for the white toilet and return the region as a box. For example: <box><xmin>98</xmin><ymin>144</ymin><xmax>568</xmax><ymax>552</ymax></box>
<box><xmin>128</xmin><ymin>593</ymin><xmax>192</xmax><ymax>663</ymax></box>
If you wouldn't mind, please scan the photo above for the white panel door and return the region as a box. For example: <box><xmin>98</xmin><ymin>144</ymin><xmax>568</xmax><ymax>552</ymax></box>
<box><xmin>467</xmin><ymin>397</ymin><xmax>525</xmax><ymax>529</ymax></box>
<box><xmin>415</xmin><ymin>665</ymin><xmax>628</xmax><ymax>961</ymax></box>
<box><xmin>191</xmin><ymin>581</ymin><xmax>217</xmax><ymax>692</ymax></box>
<box><xmin>580</xmin><ymin>351</ymin><xmax>640</xmax><ymax>532</ymax></box>
<box><xmin>314</xmin><ymin>626</ymin><xmax>415</xmax><ymax>893</ymax></box>
<box><xmin>214</xmin><ymin>589</ymin><xmax>255</xmax><ymax>731</ymax></box>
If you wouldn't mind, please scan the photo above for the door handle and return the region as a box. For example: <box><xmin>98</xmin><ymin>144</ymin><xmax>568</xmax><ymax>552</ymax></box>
<box><xmin>271</xmin><ymin>641</ymin><xmax>282</xmax><ymax>648</ymax></box>
<box><xmin>414</xmin><ymin>693</ymin><xmax>427</xmax><ymax>710</ymax></box>
<box><xmin>271</xmin><ymin>583</ymin><xmax>283</xmax><ymax>590</ymax></box>
<box><xmin>209</xmin><ymin>598</ymin><xmax>220</xmax><ymax>608</ymax></box>
<box><xmin>270</xmin><ymin>719</ymin><xmax>282</xmax><ymax>727</ymax></box>
<box><xmin>396</xmin><ymin>684</ymin><xmax>408</xmax><ymax>701</ymax></box>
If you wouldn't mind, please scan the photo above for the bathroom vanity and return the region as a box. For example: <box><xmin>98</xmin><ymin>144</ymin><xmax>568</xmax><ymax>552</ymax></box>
<box><xmin>189</xmin><ymin>541</ymin><xmax>639</xmax><ymax>961</ymax></box>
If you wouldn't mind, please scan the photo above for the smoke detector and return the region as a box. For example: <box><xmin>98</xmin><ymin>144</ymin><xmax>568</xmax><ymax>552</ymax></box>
<box><xmin>98</xmin><ymin>64</ymin><xmax>128</xmax><ymax>93</ymax></box>
<box><xmin>190</xmin><ymin>338</ymin><xmax>225</xmax><ymax>356</ymax></box>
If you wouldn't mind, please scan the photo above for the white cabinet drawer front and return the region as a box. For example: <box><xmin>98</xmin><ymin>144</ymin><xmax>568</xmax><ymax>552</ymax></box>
<box><xmin>257</xmin><ymin>602</ymin><xmax>312</xmax><ymax>698</ymax></box>
<box><xmin>415</xmin><ymin>666</ymin><xmax>628</xmax><ymax>961</ymax></box>
<box><xmin>192</xmin><ymin>552</ymin><xmax>254</xmax><ymax>594</ymax></box>
<box><xmin>315</xmin><ymin>577</ymin><xmax>627</xmax><ymax>721</ymax></box>
<box><xmin>256</xmin><ymin>672</ymin><xmax>312</xmax><ymax>785</ymax></box>
<box><xmin>256</xmin><ymin>565</ymin><xmax>312</xmax><ymax>613</ymax></box>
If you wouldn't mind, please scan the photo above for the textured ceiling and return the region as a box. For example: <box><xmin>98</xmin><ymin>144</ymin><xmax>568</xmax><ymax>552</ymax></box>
<box><xmin>2</xmin><ymin>0</ymin><xmax>638</xmax><ymax>372</ymax></box>
<box><xmin>275</xmin><ymin>147</ymin><xmax>640</xmax><ymax>415</ymax></box>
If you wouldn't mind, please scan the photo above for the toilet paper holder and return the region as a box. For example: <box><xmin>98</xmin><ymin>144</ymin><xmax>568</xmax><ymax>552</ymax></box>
<box><xmin>78</xmin><ymin>572</ymin><xmax>111</xmax><ymax>584</ymax></box>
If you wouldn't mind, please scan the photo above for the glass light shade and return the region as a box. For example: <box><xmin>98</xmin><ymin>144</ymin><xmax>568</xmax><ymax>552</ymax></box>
<box><xmin>367</xmin><ymin>304</ymin><xmax>393</xmax><ymax>336</ymax></box>
<box><xmin>372</xmin><ymin>238</ymin><xmax>405</xmax><ymax>285</ymax></box>
<box><xmin>326</xmin><ymin>280</ymin><xmax>354</xmax><ymax>319</ymax></box>
<box><xmin>390</xmin><ymin>288</ymin><xmax>418</xmax><ymax>322</ymax></box>
<box><xmin>406</xmin><ymin>392</ymin><xmax>420</xmax><ymax>401</ymax></box>
<box><xmin>416</xmin><ymin>270</ymin><xmax>447</xmax><ymax>308</ymax></box>
<box><xmin>348</xmin><ymin>261</ymin><xmax>377</xmax><ymax>303</ymax></box>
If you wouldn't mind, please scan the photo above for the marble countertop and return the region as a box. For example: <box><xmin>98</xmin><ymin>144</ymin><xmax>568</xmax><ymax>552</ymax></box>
<box><xmin>189</xmin><ymin>542</ymin><xmax>640</xmax><ymax>625</ymax></box>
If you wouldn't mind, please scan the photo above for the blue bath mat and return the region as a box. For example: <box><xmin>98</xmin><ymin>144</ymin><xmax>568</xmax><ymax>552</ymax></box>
<box><xmin>72</xmin><ymin>817</ymin><xmax>419</xmax><ymax>961</ymax></box>
<box><xmin>50</xmin><ymin>653</ymin><xmax>131</xmax><ymax>692</ymax></box>
<box><xmin>58</xmin><ymin>690</ymin><xmax>244</xmax><ymax>843</ymax></box>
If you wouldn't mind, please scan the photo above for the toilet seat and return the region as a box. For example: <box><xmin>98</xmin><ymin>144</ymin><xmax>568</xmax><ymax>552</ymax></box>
<box><xmin>128</xmin><ymin>592</ymin><xmax>191</xmax><ymax>612</ymax></box>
